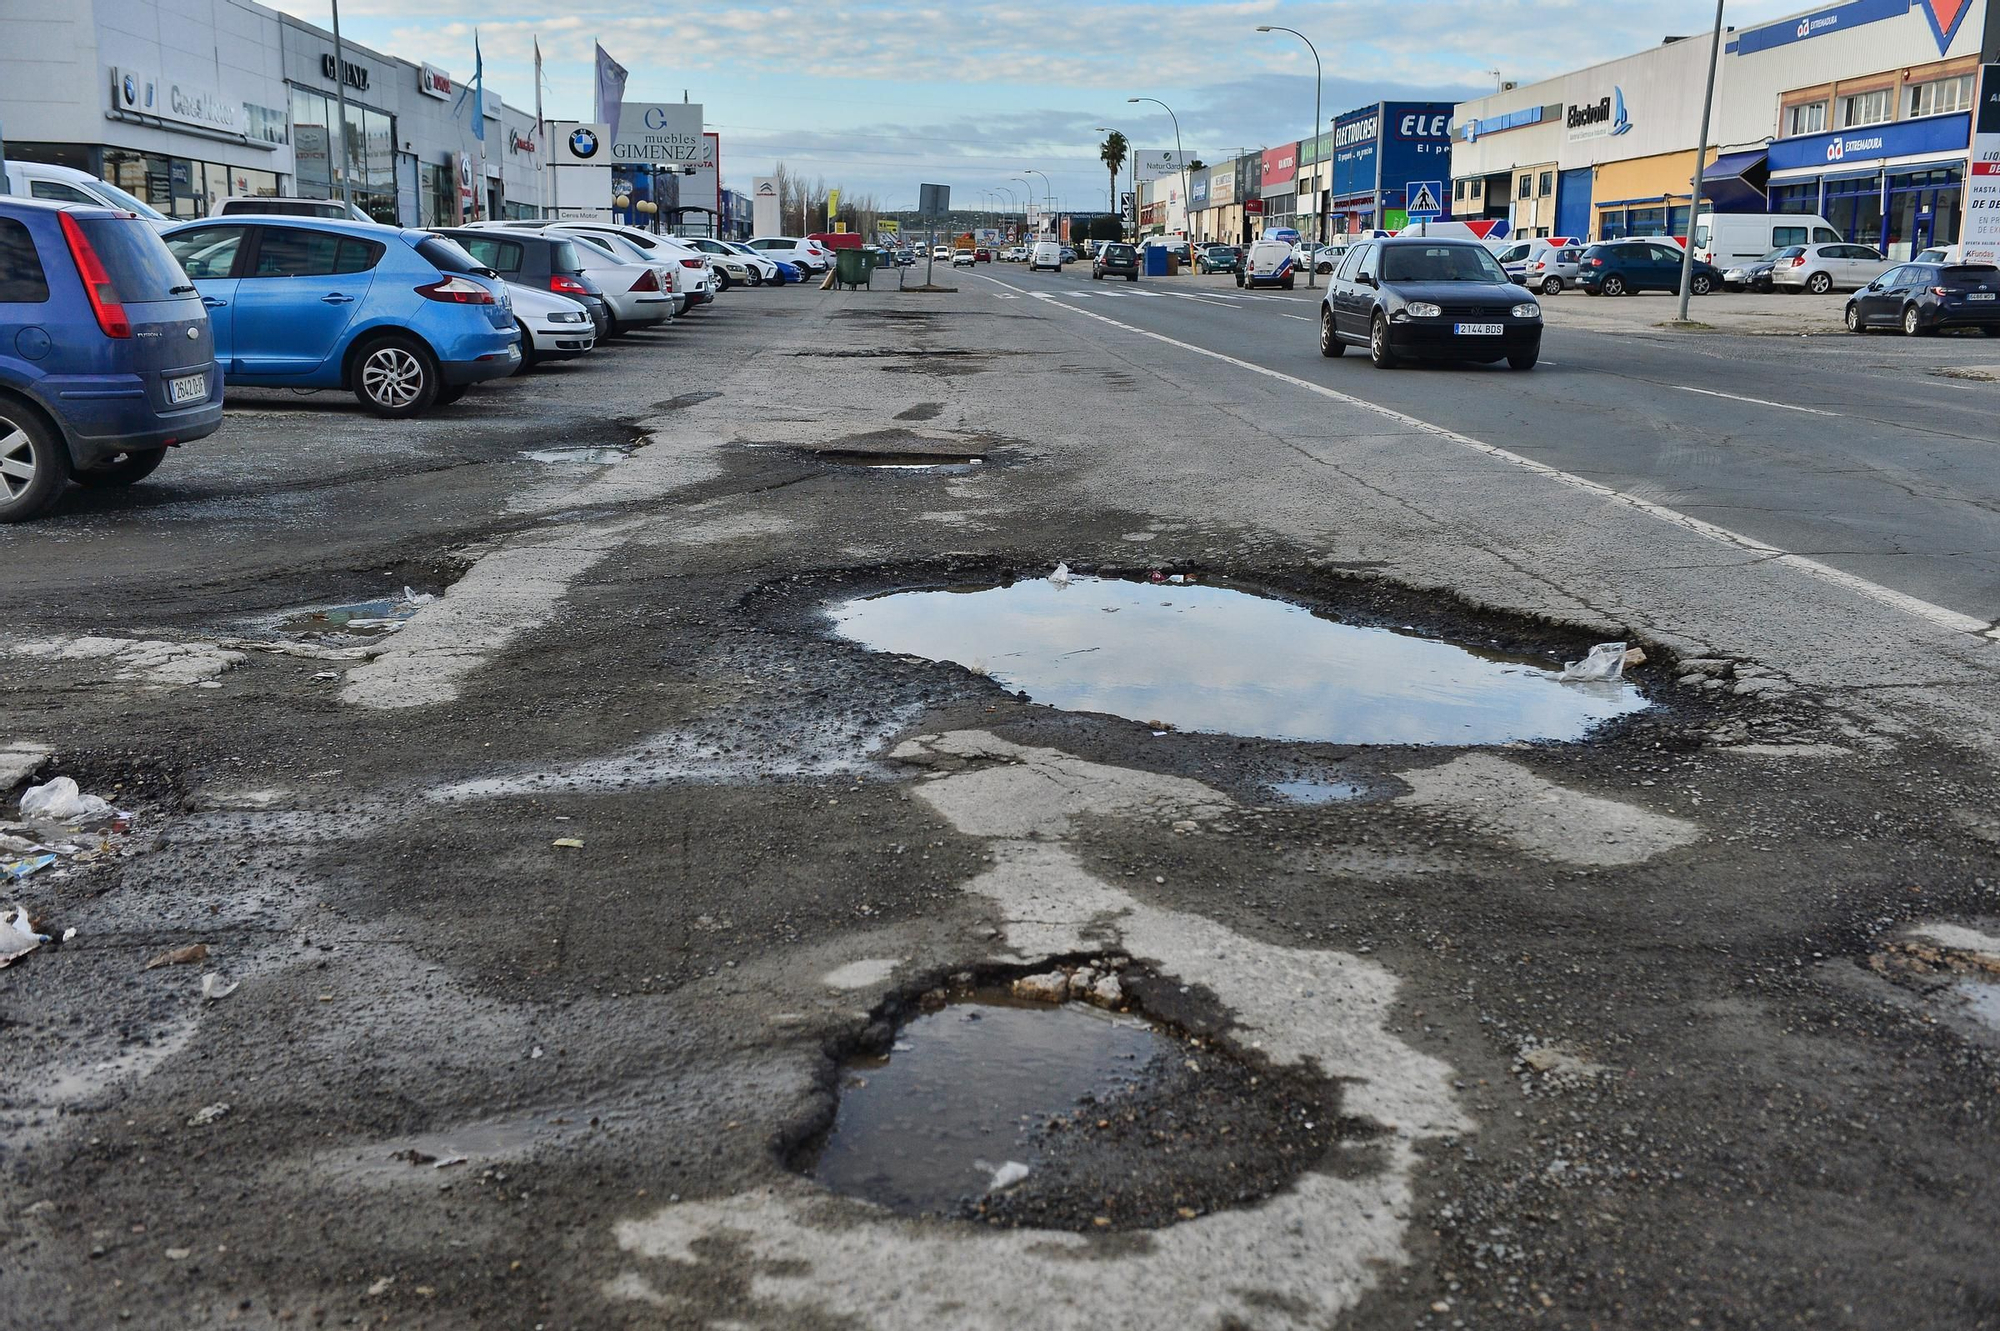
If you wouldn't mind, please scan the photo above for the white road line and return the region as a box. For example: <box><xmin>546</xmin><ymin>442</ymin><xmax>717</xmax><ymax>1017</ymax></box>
<box><xmin>972</xmin><ymin>269</ymin><xmax>1995</xmax><ymax>643</ymax></box>
<box><xmin>1278</xmin><ymin>313</ymin><xmax>1312</xmax><ymax>321</ymax></box>
<box><xmin>1676</xmin><ymin>386</ymin><xmax>1841</xmax><ymax>416</ymax></box>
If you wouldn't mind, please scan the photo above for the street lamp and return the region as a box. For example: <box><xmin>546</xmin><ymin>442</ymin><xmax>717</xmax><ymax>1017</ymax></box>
<box><xmin>1023</xmin><ymin>168</ymin><xmax>1053</xmax><ymax>236</ymax></box>
<box><xmin>1012</xmin><ymin>175</ymin><xmax>1036</xmax><ymax>237</ymax></box>
<box><xmin>1256</xmin><ymin>25</ymin><xmax>1323</xmax><ymax>287</ymax></box>
<box><xmin>1127</xmin><ymin>97</ymin><xmax>1186</xmax><ymax>246</ymax></box>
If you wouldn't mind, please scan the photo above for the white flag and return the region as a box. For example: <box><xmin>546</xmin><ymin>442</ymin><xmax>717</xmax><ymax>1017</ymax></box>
<box><xmin>594</xmin><ymin>43</ymin><xmax>629</xmax><ymax>145</ymax></box>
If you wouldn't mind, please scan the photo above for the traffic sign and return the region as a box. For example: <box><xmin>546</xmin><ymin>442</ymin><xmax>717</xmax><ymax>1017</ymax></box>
<box><xmin>1406</xmin><ymin>180</ymin><xmax>1444</xmax><ymax>219</ymax></box>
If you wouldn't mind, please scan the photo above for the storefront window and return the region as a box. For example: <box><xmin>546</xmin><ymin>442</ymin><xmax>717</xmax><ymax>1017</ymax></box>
<box><xmin>1885</xmin><ymin>166</ymin><xmax>1962</xmax><ymax>260</ymax></box>
<box><xmin>1823</xmin><ymin>174</ymin><xmax>1884</xmax><ymax>248</ymax></box>
<box><xmin>1771</xmin><ymin>182</ymin><xmax>1820</xmax><ymax>215</ymax></box>
<box><xmin>289</xmin><ymin>84</ymin><xmax>397</xmax><ymax>221</ymax></box>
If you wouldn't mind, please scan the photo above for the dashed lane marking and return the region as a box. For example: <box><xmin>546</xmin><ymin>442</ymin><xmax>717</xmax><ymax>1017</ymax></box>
<box><xmin>1676</xmin><ymin>386</ymin><xmax>1842</xmax><ymax>417</ymax></box>
<box><xmin>971</xmin><ymin>269</ymin><xmax>1996</xmax><ymax>643</ymax></box>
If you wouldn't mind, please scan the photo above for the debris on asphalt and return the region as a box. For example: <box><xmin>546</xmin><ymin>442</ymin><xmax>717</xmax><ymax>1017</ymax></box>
<box><xmin>187</xmin><ymin>1102</ymin><xmax>230</xmax><ymax>1126</ymax></box>
<box><xmin>552</xmin><ymin>837</ymin><xmax>585</xmax><ymax>849</ymax></box>
<box><xmin>19</xmin><ymin>777</ymin><xmax>117</xmax><ymax>824</ymax></box>
<box><xmin>1049</xmin><ymin>561</ymin><xmax>1072</xmax><ymax>588</ymax></box>
<box><xmin>200</xmin><ymin>973</ymin><xmax>239</xmax><ymax>1001</ymax></box>
<box><xmin>1560</xmin><ymin>641</ymin><xmax>1628</xmax><ymax>683</ymax></box>
<box><xmin>1010</xmin><ymin>971</ymin><xmax>1069</xmax><ymax>1003</ymax></box>
<box><xmin>988</xmin><ymin>1160</ymin><xmax>1031</xmax><ymax>1190</ymax></box>
<box><xmin>1</xmin><ymin>903</ymin><xmax>50</xmax><ymax>968</ymax></box>
<box><xmin>145</xmin><ymin>943</ymin><xmax>209</xmax><ymax>969</ymax></box>
<box><xmin>4</xmin><ymin>853</ymin><xmax>56</xmax><ymax>881</ymax></box>
<box><xmin>1622</xmin><ymin>646</ymin><xmax>1648</xmax><ymax>668</ymax></box>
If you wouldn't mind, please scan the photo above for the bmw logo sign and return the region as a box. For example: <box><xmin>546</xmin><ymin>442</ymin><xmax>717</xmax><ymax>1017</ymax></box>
<box><xmin>569</xmin><ymin>127</ymin><xmax>600</xmax><ymax>160</ymax></box>
<box><xmin>122</xmin><ymin>73</ymin><xmax>137</xmax><ymax>106</ymax></box>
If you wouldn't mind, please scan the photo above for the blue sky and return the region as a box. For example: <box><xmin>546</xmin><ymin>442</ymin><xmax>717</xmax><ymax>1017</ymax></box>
<box><xmin>266</xmin><ymin>0</ymin><xmax>1810</xmax><ymax>211</ymax></box>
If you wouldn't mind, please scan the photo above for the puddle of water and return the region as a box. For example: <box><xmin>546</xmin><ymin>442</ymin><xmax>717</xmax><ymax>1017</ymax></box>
<box><xmin>1271</xmin><ymin>779</ymin><xmax>1366</xmax><ymax>804</ymax></box>
<box><xmin>279</xmin><ymin>596</ymin><xmax>427</xmax><ymax>639</ymax></box>
<box><xmin>523</xmin><ymin>447</ymin><xmax>630</xmax><ymax>465</ymax></box>
<box><xmin>814</xmin><ymin>449</ymin><xmax>983</xmax><ymax>471</ymax></box>
<box><xmin>1955</xmin><ymin>979</ymin><xmax>2000</xmax><ymax>1031</ymax></box>
<box><xmin>829</xmin><ymin>575</ymin><xmax>1648</xmax><ymax>746</ymax></box>
<box><xmin>809</xmin><ymin>996</ymin><xmax>1169</xmax><ymax>1217</ymax></box>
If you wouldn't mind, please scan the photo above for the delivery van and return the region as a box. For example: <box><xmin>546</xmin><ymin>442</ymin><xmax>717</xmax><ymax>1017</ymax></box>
<box><xmin>1693</xmin><ymin>212</ymin><xmax>1843</xmax><ymax>269</ymax></box>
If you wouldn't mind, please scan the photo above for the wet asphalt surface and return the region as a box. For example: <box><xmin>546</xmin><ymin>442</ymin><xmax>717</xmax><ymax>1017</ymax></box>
<box><xmin>2</xmin><ymin>273</ymin><xmax>1999</xmax><ymax>1330</ymax></box>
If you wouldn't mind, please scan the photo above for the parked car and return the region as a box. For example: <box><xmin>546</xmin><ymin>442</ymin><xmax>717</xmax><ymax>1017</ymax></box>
<box><xmin>1093</xmin><ymin>242</ymin><xmax>1140</xmax><ymax>281</ymax></box>
<box><xmin>1692</xmin><ymin>211</ymin><xmax>1843</xmax><ymax>271</ymax></box>
<box><xmin>1002</xmin><ymin>246</ymin><xmax>1027</xmax><ymax>262</ymax></box>
<box><xmin>1197</xmin><ymin>244</ymin><xmax>1240</xmax><ymax>274</ymax></box>
<box><xmin>1306</xmin><ymin>243</ymin><xmax>1350</xmax><ymax>275</ymax></box>
<box><xmin>1770</xmin><ymin>242</ymin><xmax>1893</xmax><ymax>294</ymax></box>
<box><xmin>718</xmin><ymin>239</ymin><xmax>792</xmax><ymax>283</ymax></box>
<box><xmin>3</xmin><ymin>161</ymin><xmax>173</xmax><ymax>228</ymax></box>
<box><xmin>1319</xmin><ymin>236</ymin><xmax>1542</xmax><ymax>371</ymax></box>
<box><xmin>558</xmin><ymin>233</ymin><xmax>675</xmax><ymax>331</ymax></box>
<box><xmin>1844</xmin><ymin>261</ymin><xmax>2000</xmax><ymax>336</ymax></box>
<box><xmin>1575</xmin><ymin>240</ymin><xmax>1721</xmax><ymax>296</ymax></box>
<box><xmin>1521</xmin><ymin>245</ymin><xmax>1583</xmax><ymax>295</ymax></box>
<box><xmin>552</xmin><ymin>226</ymin><xmax>702</xmax><ymax>311</ymax></box>
<box><xmin>213</xmin><ymin>196</ymin><xmax>374</xmax><ymax>222</ymax></box>
<box><xmin>1913</xmin><ymin>245</ymin><xmax>1963</xmax><ymax>265</ymax></box>
<box><xmin>435</xmin><ymin>227</ymin><xmax>612</xmax><ymax>339</ymax></box>
<box><xmin>1498</xmin><ymin>237</ymin><xmax>1582</xmax><ymax>285</ymax></box>
<box><xmin>505</xmin><ymin>283</ymin><xmax>595</xmax><ymax>371</ymax></box>
<box><xmin>1238</xmin><ymin>237</ymin><xmax>1297</xmax><ymax>289</ymax></box>
<box><xmin>749</xmin><ymin>236</ymin><xmax>834</xmax><ymax>273</ymax></box>
<box><xmin>1722</xmin><ymin>247</ymin><xmax>1797</xmax><ymax>293</ymax></box>
<box><xmin>688</xmin><ymin>237</ymin><xmax>779</xmax><ymax>285</ymax></box>
<box><xmin>160</xmin><ymin>216</ymin><xmax>518</xmax><ymax>417</ymax></box>
<box><xmin>543</xmin><ymin>222</ymin><xmax>716</xmax><ymax>304</ymax></box>
<box><xmin>1059</xmin><ymin>246</ymin><xmax>1078</xmax><ymax>264</ymax></box>
<box><xmin>0</xmin><ymin>199</ymin><xmax>222</xmax><ymax>520</ymax></box>
<box><xmin>1027</xmin><ymin>239</ymin><xmax>1063</xmax><ymax>272</ymax></box>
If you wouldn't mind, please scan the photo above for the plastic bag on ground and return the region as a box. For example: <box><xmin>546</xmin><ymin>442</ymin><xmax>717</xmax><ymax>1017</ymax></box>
<box><xmin>19</xmin><ymin>777</ymin><xmax>116</xmax><ymax>823</ymax></box>
<box><xmin>1</xmin><ymin>903</ymin><xmax>49</xmax><ymax>968</ymax></box>
<box><xmin>1049</xmin><ymin>562</ymin><xmax>1072</xmax><ymax>588</ymax></box>
<box><xmin>1561</xmin><ymin>642</ymin><xmax>1628</xmax><ymax>683</ymax></box>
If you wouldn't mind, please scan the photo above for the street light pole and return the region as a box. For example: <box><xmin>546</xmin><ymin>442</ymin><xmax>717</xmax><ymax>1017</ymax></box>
<box><xmin>1025</xmin><ymin>168</ymin><xmax>1053</xmax><ymax>236</ymax></box>
<box><xmin>1676</xmin><ymin>0</ymin><xmax>1725</xmax><ymax>323</ymax></box>
<box><xmin>329</xmin><ymin>0</ymin><xmax>353</xmax><ymax>207</ymax></box>
<box><xmin>1256</xmin><ymin>25</ymin><xmax>1322</xmax><ymax>288</ymax></box>
<box><xmin>1128</xmin><ymin>97</ymin><xmax>1186</xmax><ymax>245</ymax></box>
<box><xmin>1012</xmin><ymin>175</ymin><xmax>1035</xmax><ymax>236</ymax></box>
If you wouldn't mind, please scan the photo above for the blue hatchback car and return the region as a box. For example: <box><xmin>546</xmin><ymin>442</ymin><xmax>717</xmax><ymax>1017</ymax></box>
<box><xmin>0</xmin><ymin>199</ymin><xmax>222</xmax><ymax>521</ymax></box>
<box><xmin>160</xmin><ymin>216</ymin><xmax>519</xmax><ymax>417</ymax></box>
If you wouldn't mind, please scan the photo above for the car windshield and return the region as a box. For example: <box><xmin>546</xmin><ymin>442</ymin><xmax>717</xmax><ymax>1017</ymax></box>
<box><xmin>89</xmin><ymin>179</ymin><xmax>170</xmax><ymax>221</ymax></box>
<box><xmin>1380</xmin><ymin>244</ymin><xmax>1508</xmax><ymax>284</ymax></box>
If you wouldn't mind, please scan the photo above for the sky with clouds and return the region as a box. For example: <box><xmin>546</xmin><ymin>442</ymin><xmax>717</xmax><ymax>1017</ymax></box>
<box><xmin>264</xmin><ymin>0</ymin><xmax>1812</xmax><ymax>212</ymax></box>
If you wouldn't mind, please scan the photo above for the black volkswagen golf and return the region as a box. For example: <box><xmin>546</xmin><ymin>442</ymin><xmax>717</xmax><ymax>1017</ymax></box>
<box><xmin>1320</xmin><ymin>237</ymin><xmax>1542</xmax><ymax>370</ymax></box>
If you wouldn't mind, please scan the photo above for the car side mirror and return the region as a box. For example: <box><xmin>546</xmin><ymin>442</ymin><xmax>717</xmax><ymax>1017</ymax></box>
<box><xmin>1355</xmin><ymin>273</ymin><xmax>1374</xmax><ymax>288</ymax></box>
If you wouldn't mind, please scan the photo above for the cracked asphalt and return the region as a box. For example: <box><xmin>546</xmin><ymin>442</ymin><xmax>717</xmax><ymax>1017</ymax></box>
<box><xmin>3</xmin><ymin>272</ymin><xmax>1999</xmax><ymax>1330</ymax></box>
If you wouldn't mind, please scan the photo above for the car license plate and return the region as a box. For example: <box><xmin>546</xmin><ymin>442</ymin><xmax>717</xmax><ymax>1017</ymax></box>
<box><xmin>167</xmin><ymin>374</ymin><xmax>206</xmax><ymax>405</ymax></box>
<box><xmin>1454</xmin><ymin>323</ymin><xmax>1504</xmax><ymax>336</ymax></box>
<box><xmin>1969</xmin><ymin>292</ymin><xmax>1995</xmax><ymax>301</ymax></box>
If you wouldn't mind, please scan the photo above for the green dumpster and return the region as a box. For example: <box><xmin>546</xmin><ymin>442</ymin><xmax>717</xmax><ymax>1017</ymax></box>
<box><xmin>834</xmin><ymin>247</ymin><xmax>874</xmax><ymax>288</ymax></box>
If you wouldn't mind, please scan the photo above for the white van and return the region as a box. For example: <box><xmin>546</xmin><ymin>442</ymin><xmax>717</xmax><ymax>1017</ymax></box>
<box><xmin>1693</xmin><ymin>212</ymin><xmax>1843</xmax><ymax>269</ymax></box>
<box><xmin>2</xmin><ymin>160</ymin><xmax>172</xmax><ymax>227</ymax></box>
<box><xmin>1028</xmin><ymin>239</ymin><xmax>1063</xmax><ymax>272</ymax></box>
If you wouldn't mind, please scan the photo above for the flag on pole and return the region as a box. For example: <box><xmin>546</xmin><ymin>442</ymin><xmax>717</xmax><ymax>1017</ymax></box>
<box><xmin>595</xmin><ymin>42</ymin><xmax>629</xmax><ymax>144</ymax></box>
<box><xmin>532</xmin><ymin>36</ymin><xmax>545</xmax><ymax>144</ymax></box>
<box><xmin>470</xmin><ymin>31</ymin><xmax>485</xmax><ymax>141</ymax></box>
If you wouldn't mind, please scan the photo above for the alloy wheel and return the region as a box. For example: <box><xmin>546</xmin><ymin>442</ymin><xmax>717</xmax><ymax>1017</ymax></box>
<box><xmin>360</xmin><ymin>345</ymin><xmax>424</xmax><ymax>409</ymax></box>
<box><xmin>0</xmin><ymin>419</ymin><xmax>37</xmax><ymax>504</ymax></box>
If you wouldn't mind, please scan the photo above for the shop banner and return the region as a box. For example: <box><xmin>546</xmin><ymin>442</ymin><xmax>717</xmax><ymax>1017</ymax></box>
<box><xmin>1135</xmin><ymin>149</ymin><xmax>1191</xmax><ymax>182</ymax></box>
<box><xmin>1967</xmin><ymin>64</ymin><xmax>2000</xmax><ymax>265</ymax></box>
<box><xmin>1767</xmin><ymin>110</ymin><xmax>1970</xmax><ymax>171</ymax></box>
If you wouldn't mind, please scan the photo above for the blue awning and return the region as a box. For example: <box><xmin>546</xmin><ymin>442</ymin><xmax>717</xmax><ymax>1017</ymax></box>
<box><xmin>1702</xmin><ymin>150</ymin><xmax>1769</xmax><ymax>213</ymax></box>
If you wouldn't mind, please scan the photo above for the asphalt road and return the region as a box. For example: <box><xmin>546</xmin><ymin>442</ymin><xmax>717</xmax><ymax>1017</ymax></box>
<box><xmin>3</xmin><ymin>271</ymin><xmax>1999</xmax><ymax>1331</ymax></box>
<box><xmin>979</xmin><ymin>262</ymin><xmax>2000</xmax><ymax>625</ymax></box>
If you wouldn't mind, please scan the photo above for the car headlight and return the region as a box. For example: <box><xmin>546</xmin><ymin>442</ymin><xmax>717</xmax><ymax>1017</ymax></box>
<box><xmin>1511</xmin><ymin>302</ymin><xmax>1541</xmax><ymax>319</ymax></box>
<box><xmin>1405</xmin><ymin>302</ymin><xmax>1442</xmax><ymax>319</ymax></box>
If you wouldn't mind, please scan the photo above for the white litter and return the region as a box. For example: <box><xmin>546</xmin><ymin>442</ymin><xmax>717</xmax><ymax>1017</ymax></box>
<box><xmin>187</xmin><ymin>1102</ymin><xmax>230</xmax><ymax>1126</ymax></box>
<box><xmin>988</xmin><ymin>1160</ymin><xmax>1031</xmax><ymax>1191</ymax></box>
<box><xmin>1560</xmin><ymin>642</ymin><xmax>1628</xmax><ymax>683</ymax></box>
<box><xmin>19</xmin><ymin>777</ymin><xmax>117</xmax><ymax>823</ymax></box>
<box><xmin>200</xmin><ymin>973</ymin><xmax>239</xmax><ymax>1001</ymax></box>
<box><xmin>402</xmin><ymin>586</ymin><xmax>436</xmax><ymax>606</ymax></box>
<box><xmin>1049</xmin><ymin>562</ymin><xmax>1072</xmax><ymax>589</ymax></box>
<box><xmin>1</xmin><ymin>903</ymin><xmax>49</xmax><ymax>968</ymax></box>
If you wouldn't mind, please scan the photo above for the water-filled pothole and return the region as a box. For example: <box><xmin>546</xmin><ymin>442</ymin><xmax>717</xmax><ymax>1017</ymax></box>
<box><xmin>1271</xmin><ymin>778</ymin><xmax>1366</xmax><ymax>804</ymax></box>
<box><xmin>278</xmin><ymin>590</ymin><xmax>432</xmax><ymax>639</ymax></box>
<box><xmin>814</xmin><ymin>449</ymin><xmax>984</xmax><ymax>471</ymax></box>
<box><xmin>522</xmin><ymin>446</ymin><xmax>631</xmax><ymax>465</ymax></box>
<box><xmin>829</xmin><ymin>572</ymin><xmax>1648</xmax><ymax>746</ymax></box>
<box><xmin>799</xmin><ymin>966</ymin><xmax>1339</xmax><ymax>1231</ymax></box>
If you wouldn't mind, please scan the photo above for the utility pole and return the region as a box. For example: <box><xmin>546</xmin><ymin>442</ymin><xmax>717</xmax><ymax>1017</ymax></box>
<box><xmin>1256</xmin><ymin>27</ymin><xmax>1322</xmax><ymax>287</ymax></box>
<box><xmin>329</xmin><ymin>0</ymin><xmax>353</xmax><ymax>206</ymax></box>
<box><xmin>1676</xmin><ymin>0</ymin><xmax>1725</xmax><ymax>323</ymax></box>
<box><xmin>1128</xmin><ymin>97</ymin><xmax>1187</xmax><ymax>245</ymax></box>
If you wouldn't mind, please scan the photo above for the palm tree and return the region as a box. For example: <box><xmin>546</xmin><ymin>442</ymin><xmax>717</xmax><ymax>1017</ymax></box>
<box><xmin>1099</xmin><ymin>131</ymin><xmax>1129</xmax><ymax>236</ymax></box>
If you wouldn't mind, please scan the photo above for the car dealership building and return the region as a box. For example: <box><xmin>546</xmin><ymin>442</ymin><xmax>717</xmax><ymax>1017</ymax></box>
<box><xmin>1450</xmin><ymin>0</ymin><xmax>1993</xmax><ymax>258</ymax></box>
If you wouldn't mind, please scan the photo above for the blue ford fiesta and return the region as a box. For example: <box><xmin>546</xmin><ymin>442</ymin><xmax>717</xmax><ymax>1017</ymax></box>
<box><xmin>0</xmin><ymin>199</ymin><xmax>222</xmax><ymax>521</ymax></box>
<box><xmin>160</xmin><ymin>216</ymin><xmax>519</xmax><ymax>417</ymax></box>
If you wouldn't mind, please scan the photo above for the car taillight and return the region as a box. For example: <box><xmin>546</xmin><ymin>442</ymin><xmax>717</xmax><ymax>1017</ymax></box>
<box><xmin>629</xmin><ymin>269</ymin><xmax>660</xmax><ymax>292</ymax></box>
<box><xmin>679</xmin><ymin>258</ymin><xmax>702</xmax><ymax>268</ymax></box>
<box><xmin>1790</xmin><ymin>256</ymin><xmax>1807</xmax><ymax>267</ymax></box>
<box><xmin>58</xmin><ymin>212</ymin><xmax>131</xmax><ymax>338</ymax></box>
<box><xmin>1585</xmin><ymin>257</ymin><xmax>1603</xmax><ymax>267</ymax></box>
<box><xmin>415</xmin><ymin>275</ymin><xmax>495</xmax><ymax>304</ymax></box>
<box><xmin>1928</xmin><ymin>285</ymin><xmax>1949</xmax><ymax>297</ymax></box>
<box><xmin>550</xmin><ymin>274</ymin><xmax>589</xmax><ymax>296</ymax></box>
<box><xmin>1533</xmin><ymin>261</ymin><xmax>1546</xmax><ymax>270</ymax></box>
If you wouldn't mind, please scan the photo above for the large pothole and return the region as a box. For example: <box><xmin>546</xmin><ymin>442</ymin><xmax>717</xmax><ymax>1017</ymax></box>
<box><xmin>827</xmin><ymin>569</ymin><xmax>1648</xmax><ymax>745</ymax></box>
<box><xmin>795</xmin><ymin>964</ymin><xmax>1341</xmax><ymax>1232</ymax></box>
